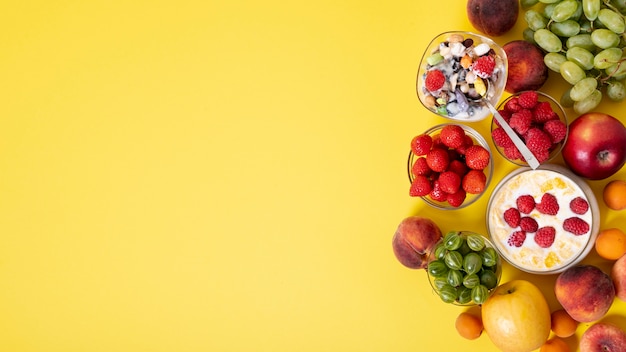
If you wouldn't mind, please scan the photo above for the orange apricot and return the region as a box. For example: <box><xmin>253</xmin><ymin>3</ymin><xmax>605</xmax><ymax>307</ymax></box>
<box><xmin>455</xmin><ymin>311</ymin><xmax>483</xmax><ymax>340</ymax></box>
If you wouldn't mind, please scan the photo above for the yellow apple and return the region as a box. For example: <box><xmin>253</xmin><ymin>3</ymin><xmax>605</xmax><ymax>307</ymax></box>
<box><xmin>481</xmin><ymin>280</ymin><xmax>551</xmax><ymax>352</ymax></box>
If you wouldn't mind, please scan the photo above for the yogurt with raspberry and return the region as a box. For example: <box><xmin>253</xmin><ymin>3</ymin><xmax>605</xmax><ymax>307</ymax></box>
<box><xmin>486</xmin><ymin>166</ymin><xmax>598</xmax><ymax>274</ymax></box>
<box><xmin>417</xmin><ymin>32</ymin><xmax>507</xmax><ymax>122</ymax></box>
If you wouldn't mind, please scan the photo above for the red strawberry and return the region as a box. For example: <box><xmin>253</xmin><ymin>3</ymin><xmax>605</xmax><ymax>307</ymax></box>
<box><xmin>429</xmin><ymin>180</ymin><xmax>447</xmax><ymax>202</ymax></box>
<box><xmin>509</xmin><ymin>109</ymin><xmax>533</xmax><ymax>135</ymax></box>
<box><xmin>507</xmin><ymin>231</ymin><xmax>527</xmax><ymax>247</ymax></box>
<box><xmin>516</xmin><ymin>194</ymin><xmax>536</xmax><ymax>214</ymax></box>
<box><xmin>472</xmin><ymin>55</ymin><xmax>496</xmax><ymax>78</ymax></box>
<box><xmin>411</xmin><ymin>157</ymin><xmax>431</xmax><ymax>177</ymax></box>
<box><xmin>536</xmin><ymin>193</ymin><xmax>559</xmax><ymax>215</ymax></box>
<box><xmin>532</xmin><ymin>101</ymin><xmax>558</xmax><ymax>123</ymax></box>
<box><xmin>535</xmin><ymin>226</ymin><xmax>556</xmax><ymax>248</ymax></box>
<box><xmin>446</xmin><ymin>188</ymin><xmax>467</xmax><ymax>207</ymax></box>
<box><xmin>563</xmin><ymin>217</ymin><xmax>590</xmax><ymax>235</ymax></box>
<box><xmin>492</xmin><ymin>127</ymin><xmax>514</xmax><ymax>148</ymax></box>
<box><xmin>543</xmin><ymin>119</ymin><xmax>567</xmax><ymax>144</ymax></box>
<box><xmin>464</xmin><ymin>145</ymin><xmax>490</xmax><ymax>170</ymax></box>
<box><xmin>570</xmin><ymin>196</ymin><xmax>589</xmax><ymax>215</ymax></box>
<box><xmin>503</xmin><ymin>207</ymin><xmax>521</xmax><ymax>228</ymax></box>
<box><xmin>448</xmin><ymin>159</ymin><xmax>469</xmax><ymax>176</ymax></box>
<box><xmin>425</xmin><ymin>69</ymin><xmax>445</xmax><ymax>92</ymax></box>
<box><xmin>426</xmin><ymin>148</ymin><xmax>449</xmax><ymax>172</ymax></box>
<box><xmin>524</xmin><ymin>128</ymin><xmax>552</xmax><ymax>153</ymax></box>
<box><xmin>440</xmin><ymin>124</ymin><xmax>465</xmax><ymax>149</ymax></box>
<box><xmin>438</xmin><ymin>171</ymin><xmax>461</xmax><ymax>194</ymax></box>
<box><xmin>518</xmin><ymin>91</ymin><xmax>539</xmax><ymax>109</ymax></box>
<box><xmin>409</xmin><ymin>175</ymin><xmax>432</xmax><ymax>197</ymax></box>
<box><xmin>411</xmin><ymin>134</ymin><xmax>433</xmax><ymax>156</ymax></box>
<box><xmin>520</xmin><ymin>216</ymin><xmax>539</xmax><ymax>233</ymax></box>
<box><xmin>456</xmin><ymin>134</ymin><xmax>474</xmax><ymax>155</ymax></box>
<box><xmin>462</xmin><ymin>169</ymin><xmax>487</xmax><ymax>194</ymax></box>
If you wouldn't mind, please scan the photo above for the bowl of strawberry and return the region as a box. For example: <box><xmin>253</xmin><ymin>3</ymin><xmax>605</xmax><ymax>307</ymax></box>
<box><xmin>490</xmin><ymin>90</ymin><xmax>568</xmax><ymax>166</ymax></box>
<box><xmin>407</xmin><ymin>123</ymin><xmax>493</xmax><ymax>209</ymax></box>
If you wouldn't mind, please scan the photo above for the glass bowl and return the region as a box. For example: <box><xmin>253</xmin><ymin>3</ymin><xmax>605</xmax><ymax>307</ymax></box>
<box><xmin>490</xmin><ymin>90</ymin><xmax>568</xmax><ymax>166</ymax></box>
<box><xmin>426</xmin><ymin>231</ymin><xmax>502</xmax><ymax>306</ymax></box>
<box><xmin>416</xmin><ymin>31</ymin><xmax>508</xmax><ymax>122</ymax></box>
<box><xmin>407</xmin><ymin>123</ymin><xmax>493</xmax><ymax>210</ymax></box>
<box><xmin>485</xmin><ymin>164</ymin><xmax>600</xmax><ymax>275</ymax></box>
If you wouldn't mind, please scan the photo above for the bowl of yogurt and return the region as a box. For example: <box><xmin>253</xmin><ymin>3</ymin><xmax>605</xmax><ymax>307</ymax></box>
<box><xmin>485</xmin><ymin>164</ymin><xmax>599</xmax><ymax>275</ymax></box>
<box><xmin>416</xmin><ymin>31</ymin><xmax>508</xmax><ymax>122</ymax></box>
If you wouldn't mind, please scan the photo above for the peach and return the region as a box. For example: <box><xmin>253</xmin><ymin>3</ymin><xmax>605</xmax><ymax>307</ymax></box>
<box><xmin>555</xmin><ymin>265</ymin><xmax>615</xmax><ymax>323</ymax></box>
<box><xmin>503</xmin><ymin>40</ymin><xmax>549</xmax><ymax>94</ymax></box>
<box><xmin>611</xmin><ymin>253</ymin><xmax>626</xmax><ymax>301</ymax></box>
<box><xmin>391</xmin><ymin>216</ymin><xmax>442</xmax><ymax>269</ymax></box>
<box><xmin>466</xmin><ymin>0</ymin><xmax>519</xmax><ymax>37</ymax></box>
<box><xmin>580</xmin><ymin>323</ymin><xmax>626</xmax><ymax>352</ymax></box>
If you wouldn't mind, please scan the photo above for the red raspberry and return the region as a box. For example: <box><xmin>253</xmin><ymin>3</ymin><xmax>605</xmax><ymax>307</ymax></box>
<box><xmin>517</xmin><ymin>91</ymin><xmax>539</xmax><ymax>109</ymax></box>
<box><xmin>492</xmin><ymin>127</ymin><xmax>514</xmax><ymax>148</ymax></box>
<box><xmin>429</xmin><ymin>180</ymin><xmax>447</xmax><ymax>202</ymax></box>
<box><xmin>409</xmin><ymin>175</ymin><xmax>432</xmax><ymax>197</ymax></box>
<box><xmin>464</xmin><ymin>145</ymin><xmax>490</xmax><ymax>170</ymax></box>
<box><xmin>535</xmin><ymin>226</ymin><xmax>556</xmax><ymax>248</ymax></box>
<box><xmin>516</xmin><ymin>194</ymin><xmax>536</xmax><ymax>214</ymax></box>
<box><xmin>564</xmin><ymin>217</ymin><xmax>590</xmax><ymax>235</ymax></box>
<box><xmin>570</xmin><ymin>196</ymin><xmax>589</xmax><ymax>215</ymax></box>
<box><xmin>424</xmin><ymin>69</ymin><xmax>445</xmax><ymax>92</ymax></box>
<box><xmin>503</xmin><ymin>97</ymin><xmax>522</xmax><ymax>113</ymax></box>
<box><xmin>411</xmin><ymin>134</ymin><xmax>433</xmax><ymax>156</ymax></box>
<box><xmin>472</xmin><ymin>55</ymin><xmax>496</xmax><ymax>78</ymax></box>
<box><xmin>509</xmin><ymin>109</ymin><xmax>533</xmax><ymax>135</ymax></box>
<box><xmin>503</xmin><ymin>145</ymin><xmax>522</xmax><ymax>161</ymax></box>
<box><xmin>494</xmin><ymin>109</ymin><xmax>512</xmax><ymax>127</ymax></box>
<box><xmin>446</xmin><ymin>188</ymin><xmax>467</xmax><ymax>208</ymax></box>
<box><xmin>507</xmin><ymin>231</ymin><xmax>527</xmax><ymax>247</ymax></box>
<box><xmin>438</xmin><ymin>171</ymin><xmax>462</xmax><ymax>194</ymax></box>
<box><xmin>543</xmin><ymin>119</ymin><xmax>567</xmax><ymax>144</ymax></box>
<box><xmin>503</xmin><ymin>207</ymin><xmax>521</xmax><ymax>228</ymax></box>
<box><xmin>520</xmin><ymin>216</ymin><xmax>539</xmax><ymax>233</ymax></box>
<box><xmin>532</xmin><ymin>148</ymin><xmax>551</xmax><ymax>164</ymax></box>
<box><xmin>532</xmin><ymin>101</ymin><xmax>558</xmax><ymax>123</ymax></box>
<box><xmin>448</xmin><ymin>159</ymin><xmax>469</xmax><ymax>176</ymax></box>
<box><xmin>440</xmin><ymin>124</ymin><xmax>466</xmax><ymax>149</ymax></box>
<box><xmin>426</xmin><ymin>148</ymin><xmax>449</xmax><ymax>172</ymax></box>
<box><xmin>536</xmin><ymin>193</ymin><xmax>560</xmax><ymax>215</ymax></box>
<box><xmin>462</xmin><ymin>169</ymin><xmax>487</xmax><ymax>194</ymax></box>
<box><xmin>411</xmin><ymin>157</ymin><xmax>431</xmax><ymax>177</ymax></box>
<box><xmin>524</xmin><ymin>128</ymin><xmax>552</xmax><ymax>153</ymax></box>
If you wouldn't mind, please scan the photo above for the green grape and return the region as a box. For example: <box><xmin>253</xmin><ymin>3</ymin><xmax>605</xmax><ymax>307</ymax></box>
<box><xmin>526</xmin><ymin>9</ymin><xmax>549</xmax><ymax>30</ymax></box>
<box><xmin>539</xmin><ymin>0</ymin><xmax>562</xmax><ymax>3</ymax></box>
<box><xmin>594</xmin><ymin>47</ymin><xmax>623</xmax><ymax>69</ymax></box>
<box><xmin>521</xmin><ymin>0</ymin><xmax>541</xmax><ymax>8</ymax></box>
<box><xmin>560</xmin><ymin>87</ymin><xmax>576</xmax><ymax>108</ymax></box>
<box><xmin>457</xmin><ymin>287</ymin><xmax>472</xmax><ymax>305</ymax></box>
<box><xmin>610</xmin><ymin>0</ymin><xmax>626</xmax><ymax>13</ymax></box>
<box><xmin>457</xmin><ymin>239</ymin><xmax>472</xmax><ymax>256</ymax></box>
<box><xmin>433</xmin><ymin>276</ymin><xmax>448</xmax><ymax>290</ymax></box>
<box><xmin>481</xmin><ymin>247</ymin><xmax>498</xmax><ymax>267</ymax></box>
<box><xmin>463</xmin><ymin>252</ymin><xmax>483</xmax><ymax>275</ymax></box>
<box><xmin>480</xmin><ymin>270</ymin><xmax>499</xmax><ymax>290</ymax></box>
<box><xmin>552</xmin><ymin>0</ymin><xmax>580</xmax><ymax>22</ymax></box>
<box><xmin>607</xmin><ymin>80</ymin><xmax>626</xmax><ymax>101</ymax></box>
<box><xmin>426</xmin><ymin>53</ymin><xmax>444</xmax><ymax>66</ymax></box>
<box><xmin>570</xmin><ymin>77</ymin><xmax>598</xmax><ymax>101</ymax></box>
<box><xmin>543</xmin><ymin>3</ymin><xmax>557</xmax><ymax>18</ymax></box>
<box><xmin>606</xmin><ymin>61</ymin><xmax>626</xmax><ymax>80</ymax></box>
<box><xmin>583</xmin><ymin>0</ymin><xmax>601</xmax><ymax>21</ymax></box>
<box><xmin>598</xmin><ymin>9</ymin><xmax>626</xmax><ymax>34</ymax></box>
<box><xmin>447</xmin><ymin>269</ymin><xmax>464</xmax><ymax>287</ymax></box>
<box><xmin>544</xmin><ymin>52</ymin><xmax>568</xmax><ymax>72</ymax></box>
<box><xmin>535</xmin><ymin>28</ymin><xmax>563</xmax><ymax>52</ymax></box>
<box><xmin>438</xmin><ymin>284</ymin><xmax>457</xmax><ymax>303</ymax></box>
<box><xmin>574</xmin><ymin>89</ymin><xmax>602</xmax><ymax>114</ymax></box>
<box><xmin>560</xmin><ymin>60</ymin><xmax>587</xmax><ymax>84</ymax></box>
<box><xmin>466</xmin><ymin>234</ymin><xmax>485</xmax><ymax>251</ymax></box>
<box><xmin>462</xmin><ymin>273</ymin><xmax>481</xmax><ymax>289</ymax></box>
<box><xmin>444</xmin><ymin>251</ymin><xmax>463</xmax><ymax>271</ymax></box>
<box><xmin>550</xmin><ymin>19</ymin><xmax>581</xmax><ymax>37</ymax></box>
<box><xmin>471</xmin><ymin>284</ymin><xmax>489</xmax><ymax>305</ymax></box>
<box><xmin>428</xmin><ymin>259</ymin><xmax>449</xmax><ymax>277</ymax></box>
<box><xmin>570</xmin><ymin>0</ymin><xmax>583</xmax><ymax>20</ymax></box>
<box><xmin>443</xmin><ymin>231</ymin><xmax>463</xmax><ymax>250</ymax></box>
<box><xmin>566</xmin><ymin>33</ymin><xmax>595</xmax><ymax>51</ymax></box>
<box><xmin>579</xmin><ymin>19</ymin><xmax>594</xmax><ymax>33</ymax></box>
<box><xmin>566</xmin><ymin>46</ymin><xmax>595</xmax><ymax>70</ymax></box>
<box><xmin>591</xmin><ymin>28</ymin><xmax>620</xmax><ymax>49</ymax></box>
<box><xmin>523</xmin><ymin>28</ymin><xmax>537</xmax><ymax>44</ymax></box>
<box><xmin>433</xmin><ymin>242</ymin><xmax>447</xmax><ymax>260</ymax></box>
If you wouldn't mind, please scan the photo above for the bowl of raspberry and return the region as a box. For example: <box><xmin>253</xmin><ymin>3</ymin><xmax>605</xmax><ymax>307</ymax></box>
<box><xmin>490</xmin><ymin>90</ymin><xmax>568</xmax><ymax>166</ymax></box>
<box><xmin>485</xmin><ymin>164</ymin><xmax>599</xmax><ymax>275</ymax></box>
<box><xmin>407</xmin><ymin>123</ymin><xmax>493</xmax><ymax>210</ymax></box>
<box><xmin>416</xmin><ymin>31</ymin><xmax>508</xmax><ymax>122</ymax></box>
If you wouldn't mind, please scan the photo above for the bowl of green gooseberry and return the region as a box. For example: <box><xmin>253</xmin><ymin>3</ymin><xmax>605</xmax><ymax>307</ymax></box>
<box><xmin>426</xmin><ymin>231</ymin><xmax>502</xmax><ymax>306</ymax></box>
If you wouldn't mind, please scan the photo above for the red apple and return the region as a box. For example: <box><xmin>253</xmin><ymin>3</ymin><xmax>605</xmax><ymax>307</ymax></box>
<box><xmin>562</xmin><ymin>112</ymin><xmax>626</xmax><ymax>180</ymax></box>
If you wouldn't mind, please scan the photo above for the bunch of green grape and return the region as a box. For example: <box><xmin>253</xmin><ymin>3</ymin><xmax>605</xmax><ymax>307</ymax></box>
<box><xmin>427</xmin><ymin>231</ymin><xmax>500</xmax><ymax>305</ymax></box>
<box><xmin>521</xmin><ymin>0</ymin><xmax>626</xmax><ymax>114</ymax></box>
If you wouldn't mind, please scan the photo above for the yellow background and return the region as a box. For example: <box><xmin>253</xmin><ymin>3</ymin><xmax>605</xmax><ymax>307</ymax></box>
<box><xmin>1</xmin><ymin>1</ymin><xmax>625</xmax><ymax>351</ymax></box>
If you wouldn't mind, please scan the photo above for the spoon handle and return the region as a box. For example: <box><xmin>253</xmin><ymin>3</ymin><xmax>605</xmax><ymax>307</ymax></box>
<box><xmin>486</xmin><ymin>102</ymin><xmax>541</xmax><ymax>170</ymax></box>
